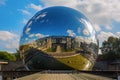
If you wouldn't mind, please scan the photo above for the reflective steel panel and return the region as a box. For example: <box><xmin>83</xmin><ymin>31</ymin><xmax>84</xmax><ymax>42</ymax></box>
<box><xmin>19</xmin><ymin>6</ymin><xmax>99</xmax><ymax>70</ymax></box>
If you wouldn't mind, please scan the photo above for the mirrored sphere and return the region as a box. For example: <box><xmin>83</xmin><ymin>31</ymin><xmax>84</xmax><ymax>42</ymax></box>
<box><xmin>19</xmin><ymin>6</ymin><xmax>99</xmax><ymax>70</ymax></box>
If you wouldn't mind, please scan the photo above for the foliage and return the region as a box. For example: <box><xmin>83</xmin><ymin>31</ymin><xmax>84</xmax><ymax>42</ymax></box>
<box><xmin>13</xmin><ymin>49</ymin><xmax>21</xmax><ymax>61</ymax></box>
<box><xmin>100</xmin><ymin>36</ymin><xmax>120</xmax><ymax>60</ymax></box>
<box><xmin>0</xmin><ymin>51</ymin><xmax>16</xmax><ymax>61</ymax></box>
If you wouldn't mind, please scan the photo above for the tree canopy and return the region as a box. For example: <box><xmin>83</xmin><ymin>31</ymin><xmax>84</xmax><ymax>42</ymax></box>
<box><xmin>100</xmin><ymin>36</ymin><xmax>120</xmax><ymax>60</ymax></box>
<box><xmin>0</xmin><ymin>51</ymin><xmax>16</xmax><ymax>61</ymax></box>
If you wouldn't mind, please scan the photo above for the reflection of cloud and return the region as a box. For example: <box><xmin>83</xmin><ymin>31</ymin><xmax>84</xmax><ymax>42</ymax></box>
<box><xmin>76</xmin><ymin>36</ymin><xmax>97</xmax><ymax>44</ymax></box>
<box><xmin>25</xmin><ymin>27</ymin><xmax>31</xmax><ymax>34</ymax></box>
<box><xmin>28</xmin><ymin>33</ymin><xmax>49</xmax><ymax>38</ymax></box>
<box><xmin>25</xmin><ymin>38</ymin><xmax>28</xmax><ymax>41</ymax></box>
<box><xmin>35</xmin><ymin>33</ymin><xmax>49</xmax><ymax>38</ymax></box>
<box><xmin>80</xmin><ymin>18</ymin><xmax>93</xmax><ymax>34</ymax></box>
<box><xmin>83</xmin><ymin>29</ymin><xmax>90</xmax><ymax>36</ymax></box>
<box><xmin>77</xmin><ymin>27</ymin><xmax>81</xmax><ymax>34</ymax></box>
<box><xmin>67</xmin><ymin>29</ymin><xmax>76</xmax><ymax>37</ymax></box>
<box><xmin>27</xmin><ymin>21</ymin><xmax>32</xmax><ymax>27</ymax></box>
<box><xmin>36</xmin><ymin>12</ymin><xmax>47</xmax><ymax>20</ymax></box>
<box><xmin>29</xmin><ymin>34</ymin><xmax>34</xmax><ymax>38</ymax></box>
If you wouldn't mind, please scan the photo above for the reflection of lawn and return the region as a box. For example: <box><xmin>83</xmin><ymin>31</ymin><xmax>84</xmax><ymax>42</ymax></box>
<box><xmin>61</xmin><ymin>48</ymin><xmax>73</xmax><ymax>52</ymax></box>
<box><xmin>56</xmin><ymin>54</ymin><xmax>93</xmax><ymax>70</ymax></box>
<box><xmin>46</xmin><ymin>48</ymin><xmax>74</xmax><ymax>52</ymax></box>
<box><xmin>46</xmin><ymin>48</ymin><xmax>56</xmax><ymax>52</ymax></box>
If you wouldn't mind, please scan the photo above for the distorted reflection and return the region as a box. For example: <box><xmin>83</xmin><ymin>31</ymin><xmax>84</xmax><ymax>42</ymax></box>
<box><xmin>19</xmin><ymin>6</ymin><xmax>99</xmax><ymax>70</ymax></box>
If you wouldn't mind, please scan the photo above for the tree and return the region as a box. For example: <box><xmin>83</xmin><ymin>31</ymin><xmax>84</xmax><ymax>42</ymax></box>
<box><xmin>100</xmin><ymin>36</ymin><xmax>120</xmax><ymax>60</ymax></box>
<box><xmin>0</xmin><ymin>51</ymin><xmax>16</xmax><ymax>61</ymax></box>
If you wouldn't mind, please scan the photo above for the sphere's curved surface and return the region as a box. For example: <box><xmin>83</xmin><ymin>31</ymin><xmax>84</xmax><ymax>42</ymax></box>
<box><xmin>19</xmin><ymin>6</ymin><xmax>99</xmax><ymax>70</ymax></box>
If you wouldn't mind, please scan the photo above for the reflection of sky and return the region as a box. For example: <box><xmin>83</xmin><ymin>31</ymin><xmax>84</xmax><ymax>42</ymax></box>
<box><xmin>20</xmin><ymin>6</ymin><xmax>96</xmax><ymax>45</ymax></box>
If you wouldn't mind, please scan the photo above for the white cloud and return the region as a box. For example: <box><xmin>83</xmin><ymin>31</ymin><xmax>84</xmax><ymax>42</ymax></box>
<box><xmin>98</xmin><ymin>31</ymin><xmax>114</xmax><ymax>42</ymax></box>
<box><xmin>19</xmin><ymin>9</ymin><xmax>31</xmax><ymax>15</ymax></box>
<box><xmin>22</xmin><ymin>18</ymin><xmax>28</xmax><ymax>24</ymax></box>
<box><xmin>97</xmin><ymin>31</ymin><xmax>115</xmax><ymax>44</ymax></box>
<box><xmin>0</xmin><ymin>0</ymin><xmax>6</xmax><ymax>5</ymax></box>
<box><xmin>67</xmin><ymin>29</ymin><xmax>76</xmax><ymax>37</ymax></box>
<box><xmin>115</xmin><ymin>32</ymin><xmax>120</xmax><ymax>38</ymax></box>
<box><xmin>106</xmin><ymin>25</ymin><xmax>112</xmax><ymax>30</ymax></box>
<box><xmin>41</xmin><ymin>0</ymin><xmax>120</xmax><ymax>31</ymax></box>
<box><xmin>0</xmin><ymin>31</ymin><xmax>19</xmax><ymax>52</ymax></box>
<box><xmin>95</xmin><ymin>31</ymin><xmax>120</xmax><ymax>47</ymax></box>
<box><xmin>0</xmin><ymin>31</ymin><xmax>18</xmax><ymax>41</ymax></box>
<box><xmin>41</xmin><ymin>0</ymin><xmax>78</xmax><ymax>8</ymax></box>
<box><xmin>29</xmin><ymin>3</ymin><xmax>42</xmax><ymax>11</ymax></box>
<box><xmin>94</xmin><ymin>24</ymin><xmax>101</xmax><ymax>32</ymax></box>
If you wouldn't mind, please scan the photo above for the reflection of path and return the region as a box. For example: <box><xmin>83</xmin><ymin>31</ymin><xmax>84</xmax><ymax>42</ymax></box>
<box><xmin>37</xmin><ymin>47</ymin><xmax>47</xmax><ymax>51</ymax></box>
<box><xmin>56</xmin><ymin>45</ymin><xmax>61</xmax><ymax>53</ymax></box>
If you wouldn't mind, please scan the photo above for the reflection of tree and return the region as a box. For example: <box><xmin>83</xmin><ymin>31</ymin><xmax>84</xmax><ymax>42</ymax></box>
<box><xmin>75</xmin><ymin>41</ymin><xmax>98</xmax><ymax>63</ymax></box>
<box><xmin>20</xmin><ymin>44</ymin><xmax>30</xmax><ymax>53</ymax></box>
<box><xmin>23</xmin><ymin>47</ymin><xmax>41</xmax><ymax>63</ymax></box>
<box><xmin>14</xmin><ymin>49</ymin><xmax>21</xmax><ymax>61</ymax></box>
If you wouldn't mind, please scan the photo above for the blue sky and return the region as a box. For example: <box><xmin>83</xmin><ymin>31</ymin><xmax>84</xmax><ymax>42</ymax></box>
<box><xmin>0</xmin><ymin>0</ymin><xmax>120</xmax><ymax>53</ymax></box>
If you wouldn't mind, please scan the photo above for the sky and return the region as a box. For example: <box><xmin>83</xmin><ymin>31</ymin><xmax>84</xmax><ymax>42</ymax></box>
<box><xmin>0</xmin><ymin>0</ymin><xmax>120</xmax><ymax>53</ymax></box>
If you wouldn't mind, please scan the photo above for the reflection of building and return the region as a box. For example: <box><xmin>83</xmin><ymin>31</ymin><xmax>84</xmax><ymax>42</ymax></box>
<box><xmin>29</xmin><ymin>41</ymin><xmax>37</xmax><ymax>48</ymax></box>
<box><xmin>36</xmin><ymin>36</ymin><xmax>75</xmax><ymax>51</ymax></box>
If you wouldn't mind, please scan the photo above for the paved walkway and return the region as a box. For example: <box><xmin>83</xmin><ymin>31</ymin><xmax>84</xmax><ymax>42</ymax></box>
<box><xmin>16</xmin><ymin>73</ymin><xmax>112</xmax><ymax>80</ymax></box>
